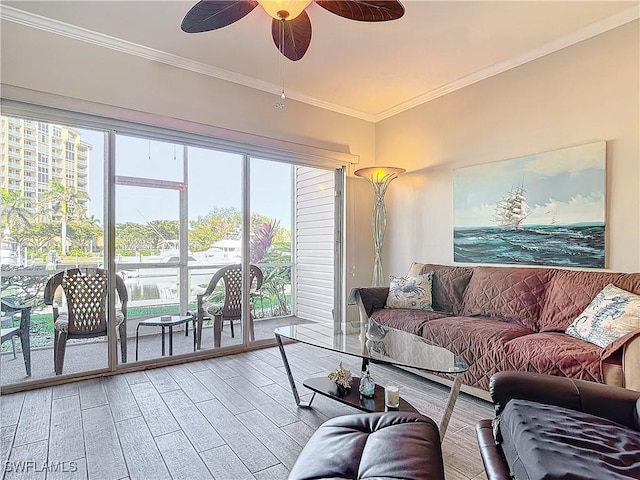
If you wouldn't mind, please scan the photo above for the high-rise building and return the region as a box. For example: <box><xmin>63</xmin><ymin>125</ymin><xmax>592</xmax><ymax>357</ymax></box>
<box><xmin>0</xmin><ymin>116</ymin><xmax>91</xmax><ymax>221</ymax></box>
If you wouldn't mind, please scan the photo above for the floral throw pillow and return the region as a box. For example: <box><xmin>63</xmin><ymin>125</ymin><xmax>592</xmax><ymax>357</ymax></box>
<box><xmin>385</xmin><ymin>272</ymin><xmax>434</xmax><ymax>310</ymax></box>
<box><xmin>566</xmin><ymin>284</ymin><xmax>640</xmax><ymax>348</ymax></box>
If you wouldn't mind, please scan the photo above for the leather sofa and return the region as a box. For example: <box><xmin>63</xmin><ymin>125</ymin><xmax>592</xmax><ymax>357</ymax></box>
<box><xmin>476</xmin><ymin>371</ymin><xmax>640</xmax><ymax>480</ymax></box>
<box><xmin>288</xmin><ymin>411</ymin><xmax>445</xmax><ymax>480</ymax></box>
<box><xmin>350</xmin><ymin>263</ymin><xmax>640</xmax><ymax>400</ymax></box>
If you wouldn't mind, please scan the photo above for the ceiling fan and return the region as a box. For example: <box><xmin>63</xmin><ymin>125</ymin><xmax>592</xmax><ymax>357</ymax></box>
<box><xmin>181</xmin><ymin>0</ymin><xmax>405</xmax><ymax>61</ymax></box>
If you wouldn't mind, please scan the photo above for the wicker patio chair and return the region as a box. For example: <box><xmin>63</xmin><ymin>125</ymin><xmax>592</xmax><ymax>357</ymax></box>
<box><xmin>44</xmin><ymin>268</ymin><xmax>128</xmax><ymax>375</ymax></box>
<box><xmin>1</xmin><ymin>297</ymin><xmax>32</xmax><ymax>377</ymax></box>
<box><xmin>195</xmin><ymin>264</ymin><xmax>263</xmax><ymax>348</ymax></box>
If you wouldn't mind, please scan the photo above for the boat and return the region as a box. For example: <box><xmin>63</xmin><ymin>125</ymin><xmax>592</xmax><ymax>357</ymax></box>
<box><xmin>205</xmin><ymin>239</ymin><xmax>242</xmax><ymax>263</ymax></box>
<box><xmin>158</xmin><ymin>240</ymin><xmax>196</xmax><ymax>263</ymax></box>
<box><xmin>493</xmin><ymin>186</ymin><xmax>529</xmax><ymax>229</ymax></box>
<box><xmin>0</xmin><ymin>227</ymin><xmax>22</xmax><ymax>266</ymax></box>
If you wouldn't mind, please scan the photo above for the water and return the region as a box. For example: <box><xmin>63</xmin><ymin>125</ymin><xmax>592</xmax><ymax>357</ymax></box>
<box><xmin>454</xmin><ymin>224</ymin><xmax>605</xmax><ymax>268</ymax></box>
<box><xmin>127</xmin><ymin>282</ymin><xmax>163</xmax><ymax>301</ymax></box>
<box><xmin>124</xmin><ymin>270</ymin><xmax>216</xmax><ymax>301</ymax></box>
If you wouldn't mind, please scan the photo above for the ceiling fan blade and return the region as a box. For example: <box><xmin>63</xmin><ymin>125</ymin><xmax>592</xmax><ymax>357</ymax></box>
<box><xmin>315</xmin><ymin>0</ymin><xmax>404</xmax><ymax>22</ymax></box>
<box><xmin>181</xmin><ymin>0</ymin><xmax>258</xmax><ymax>33</ymax></box>
<box><xmin>272</xmin><ymin>12</ymin><xmax>312</xmax><ymax>61</ymax></box>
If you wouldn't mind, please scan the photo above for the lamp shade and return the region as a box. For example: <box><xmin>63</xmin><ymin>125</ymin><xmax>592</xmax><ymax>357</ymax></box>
<box><xmin>258</xmin><ymin>0</ymin><xmax>312</xmax><ymax>20</ymax></box>
<box><xmin>354</xmin><ymin>166</ymin><xmax>405</xmax><ymax>184</ymax></box>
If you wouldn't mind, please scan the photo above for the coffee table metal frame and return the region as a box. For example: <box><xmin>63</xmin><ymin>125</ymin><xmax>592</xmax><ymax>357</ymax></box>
<box><xmin>275</xmin><ymin>321</ymin><xmax>468</xmax><ymax>440</ymax></box>
<box><xmin>135</xmin><ymin>314</ymin><xmax>196</xmax><ymax>361</ymax></box>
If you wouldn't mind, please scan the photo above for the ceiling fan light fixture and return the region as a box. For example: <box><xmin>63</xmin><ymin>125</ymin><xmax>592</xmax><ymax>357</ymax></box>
<box><xmin>182</xmin><ymin>0</ymin><xmax>404</xmax><ymax>61</ymax></box>
<box><xmin>258</xmin><ymin>0</ymin><xmax>312</xmax><ymax>20</ymax></box>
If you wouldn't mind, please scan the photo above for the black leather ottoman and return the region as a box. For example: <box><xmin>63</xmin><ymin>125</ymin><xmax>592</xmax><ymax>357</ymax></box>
<box><xmin>288</xmin><ymin>411</ymin><xmax>445</xmax><ymax>480</ymax></box>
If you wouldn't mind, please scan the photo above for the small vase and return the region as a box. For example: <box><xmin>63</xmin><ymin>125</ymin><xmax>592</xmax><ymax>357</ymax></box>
<box><xmin>359</xmin><ymin>367</ymin><xmax>375</xmax><ymax>398</ymax></box>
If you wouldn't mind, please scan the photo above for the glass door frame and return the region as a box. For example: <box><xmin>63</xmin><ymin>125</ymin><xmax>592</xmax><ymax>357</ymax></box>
<box><xmin>0</xmin><ymin>97</ymin><xmax>352</xmax><ymax>392</ymax></box>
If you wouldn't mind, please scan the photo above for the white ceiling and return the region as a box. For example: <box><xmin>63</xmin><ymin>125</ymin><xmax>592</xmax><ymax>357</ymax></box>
<box><xmin>2</xmin><ymin>1</ymin><xmax>638</xmax><ymax>121</ymax></box>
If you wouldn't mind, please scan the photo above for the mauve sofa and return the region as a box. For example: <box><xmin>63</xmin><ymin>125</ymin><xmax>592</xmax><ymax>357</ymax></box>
<box><xmin>349</xmin><ymin>263</ymin><xmax>640</xmax><ymax>400</ymax></box>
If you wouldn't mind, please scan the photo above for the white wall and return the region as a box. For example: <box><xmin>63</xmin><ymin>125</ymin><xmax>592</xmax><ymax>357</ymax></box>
<box><xmin>375</xmin><ymin>21</ymin><xmax>640</xmax><ymax>274</ymax></box>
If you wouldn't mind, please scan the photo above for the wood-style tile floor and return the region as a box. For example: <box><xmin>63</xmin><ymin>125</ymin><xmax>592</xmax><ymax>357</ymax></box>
<box><xmin>0</xmin><ymin>343</ymin><xmax>492</xmax><ymax>480</ymax></box>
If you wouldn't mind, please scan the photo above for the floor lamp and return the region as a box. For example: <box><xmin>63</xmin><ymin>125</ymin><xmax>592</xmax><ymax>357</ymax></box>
<box><xmin>354</xmin><ymin>166</ymin><xmax>405</xmax><ymax>286</ymax></box>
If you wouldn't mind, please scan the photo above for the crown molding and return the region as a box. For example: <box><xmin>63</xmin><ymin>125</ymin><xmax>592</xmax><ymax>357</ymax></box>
<box><xmin>2</xmin><ymin>4</ymin><xmax>637</xmax><ymax>124</ymax></box>
<box><xmin>374</xmin><ymin>5</ymin><xmax>639</xmax><ymax>122</ymax></box>
<box><xmin>0</xmin><ymin>5</ymin><xmax>376</xmax><ymax>123</ymax></box>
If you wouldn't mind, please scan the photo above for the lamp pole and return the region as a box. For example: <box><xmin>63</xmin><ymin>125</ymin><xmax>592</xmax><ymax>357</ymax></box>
<box><xmin>354</xmin><ymin>167</ymin><xmax>405</xmax><ymax>286</ymax></box>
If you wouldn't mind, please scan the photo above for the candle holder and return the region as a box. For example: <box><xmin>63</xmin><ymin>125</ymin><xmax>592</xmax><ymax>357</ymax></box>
<box><xmin>385</xmin><ymin>385</ymin><xmax>400</xmax><ymax>409</ymax></box>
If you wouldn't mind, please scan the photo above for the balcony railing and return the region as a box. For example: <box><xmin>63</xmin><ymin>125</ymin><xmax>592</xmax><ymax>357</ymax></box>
<box><xmin>1</xmin><ymin>260</ymin><xmax>293</xmax><ymax>363</ymax></box>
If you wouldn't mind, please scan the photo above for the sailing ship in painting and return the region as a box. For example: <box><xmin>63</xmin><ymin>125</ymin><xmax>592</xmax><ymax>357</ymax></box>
<box><xmin>493</xmin><ymin>186</ymin><xmax>529</xmax><ymax>230</ymax></box>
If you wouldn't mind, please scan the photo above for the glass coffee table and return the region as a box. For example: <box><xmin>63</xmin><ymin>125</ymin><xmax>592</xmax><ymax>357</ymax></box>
<box><xmin>275</xmin><ymin>321</ymin><xmax>469</xmax><ymax>440</ymax></box>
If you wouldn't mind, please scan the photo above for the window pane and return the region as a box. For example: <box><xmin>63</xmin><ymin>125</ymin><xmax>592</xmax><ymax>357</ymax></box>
<box><xmin>250</xmin><ymin>158</ymin><xmax>294</xmax><ymax>342</ymax></box>
<box><xmin>1</xmin><ymin>116</ymin><xmax>107</xmax><ymax>386</ymax></box>
<box><xmin>187</xmin><ymin>147</ymin><xmax>243</xmax><ymax>349</ymax></box>
<box><xmin>115</xmin><ymin>135</ymin><xmax>183</xmax><ymax>181</ymax></box>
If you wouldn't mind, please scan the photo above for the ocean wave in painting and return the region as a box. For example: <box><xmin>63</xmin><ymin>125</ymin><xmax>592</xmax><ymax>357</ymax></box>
<box><xmin>453</xmin><ymin>224</ymin><xmax>605</xmax><ymax>268</ymax></box>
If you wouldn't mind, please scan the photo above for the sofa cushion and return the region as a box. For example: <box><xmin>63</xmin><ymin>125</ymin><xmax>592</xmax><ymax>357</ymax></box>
<box><xmin>418</xmin><ymin>264</ymin><xmax>473</xmax><ymax>314</ymax></box>
<box><xmin>421</xmin><ymin>316</ymin><xmax>534</xmax><ymax>390</ymax></box>
<box><xmin>385</xmin><ymin>273</ymin><xmax>434</xmax><ymax>310</ymax></box>
<box><xmin>461</xmin><ymin>267</ymin><xmax>554</xmax><ymax>331</ymax></box>
<box><xmin>497</xmin><ymin>399</ymin><xmax>640</xmax><ymax>480</ymax></box>
<box><xmin>566</xmin><ymin>284</ymin><xmax>640</xmax><ymax>348</ymax></box>
<box><xmin>371</xmin><ymin>309</ymin><xmax>451</xmax><ymax>335</ymax></box>
<box><xmin>503</xmin><ymin>332</ymin><xmax>605</xmax><ymax>383</ymax></box>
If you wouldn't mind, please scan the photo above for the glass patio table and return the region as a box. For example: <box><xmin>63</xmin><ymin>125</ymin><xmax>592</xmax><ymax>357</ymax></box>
<box><xmin>275</xmin><ymin>320</ymin><xmax>469</xmax><ymax>440</ymax></box>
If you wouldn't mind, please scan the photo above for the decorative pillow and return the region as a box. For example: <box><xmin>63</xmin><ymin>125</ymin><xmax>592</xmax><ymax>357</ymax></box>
<box><xmin>566</xmin><ymin>284</ymin><xmax>640</xmax><ymax>348</ymax></box>
<box><xmin>385</xmin><ymin>272</ymin><xmax>433</xmax><ymax>310</ymax></box>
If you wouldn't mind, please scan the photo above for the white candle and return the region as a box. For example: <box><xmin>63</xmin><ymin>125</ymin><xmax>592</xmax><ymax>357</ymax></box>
<box><xmin>385</xmin><ymin>385</ymin><xmax>399</xmax><ymax>408</ymax></box>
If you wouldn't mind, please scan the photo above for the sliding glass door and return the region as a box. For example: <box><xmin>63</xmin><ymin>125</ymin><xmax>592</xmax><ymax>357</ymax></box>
<box><xmin>1</xmin><ymin>110</ymin><xmax>345</xmax><ymax>388</ymax></box>
<box><xmin>114</xmin><ymin>135</ymin><xmax>192</xmax><ymax>363</ymax></box>
<box><xmin>1</xmin><ymin>116</ymin><xmax>108</xmax><ymax>384</ymax></box>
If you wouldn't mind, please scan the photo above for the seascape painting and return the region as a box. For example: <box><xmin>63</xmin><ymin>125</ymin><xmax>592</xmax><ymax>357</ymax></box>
<box><xmin>453</xmin><ymin>142</ymin><xmax>606</xmax><ymax>268</ymax></box>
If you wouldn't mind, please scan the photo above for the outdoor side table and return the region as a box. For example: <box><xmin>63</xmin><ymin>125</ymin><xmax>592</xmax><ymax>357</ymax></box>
<box><xmin>135</xmin><ymin>315</ymin><xmax>196</xmax><ymax>361</ymax></box>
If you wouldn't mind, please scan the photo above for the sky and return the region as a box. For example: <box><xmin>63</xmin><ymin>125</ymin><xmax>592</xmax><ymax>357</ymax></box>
<box><xmin>453</xmin><ymin>141</ymin><xmax>606</xmax><ymax>228</ymax></box>
<box><xmin>80</xmin><ymin>129</ymin><xmax>293</xmax><ymax>229</ymax></box>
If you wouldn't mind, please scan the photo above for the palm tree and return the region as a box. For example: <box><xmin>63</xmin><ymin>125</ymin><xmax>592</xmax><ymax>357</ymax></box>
<box><xmin>0</xmin><ymin>188</ymin><xmax>32</xmax><ymax>231</ymax></box>
<box><xmin>39</xmin><ymin>181</ymin><xmax>90</xmax><ymax>255</ymax></box>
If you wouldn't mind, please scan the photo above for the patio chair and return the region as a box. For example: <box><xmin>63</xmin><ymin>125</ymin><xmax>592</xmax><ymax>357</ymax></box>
<box><xmin>195</xmin><ymin>264</ymin><xmax>263</xmax><ymax>348</ymax></box>
<box><xmin>1</xmin><ymin>298</ymin><xmax>32</xmax><ymax>377</ymax></box>
<box><xmin>44</xmin><ymin>268</ymin><xmax>128</xmax><ymax>375</ymax></box>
